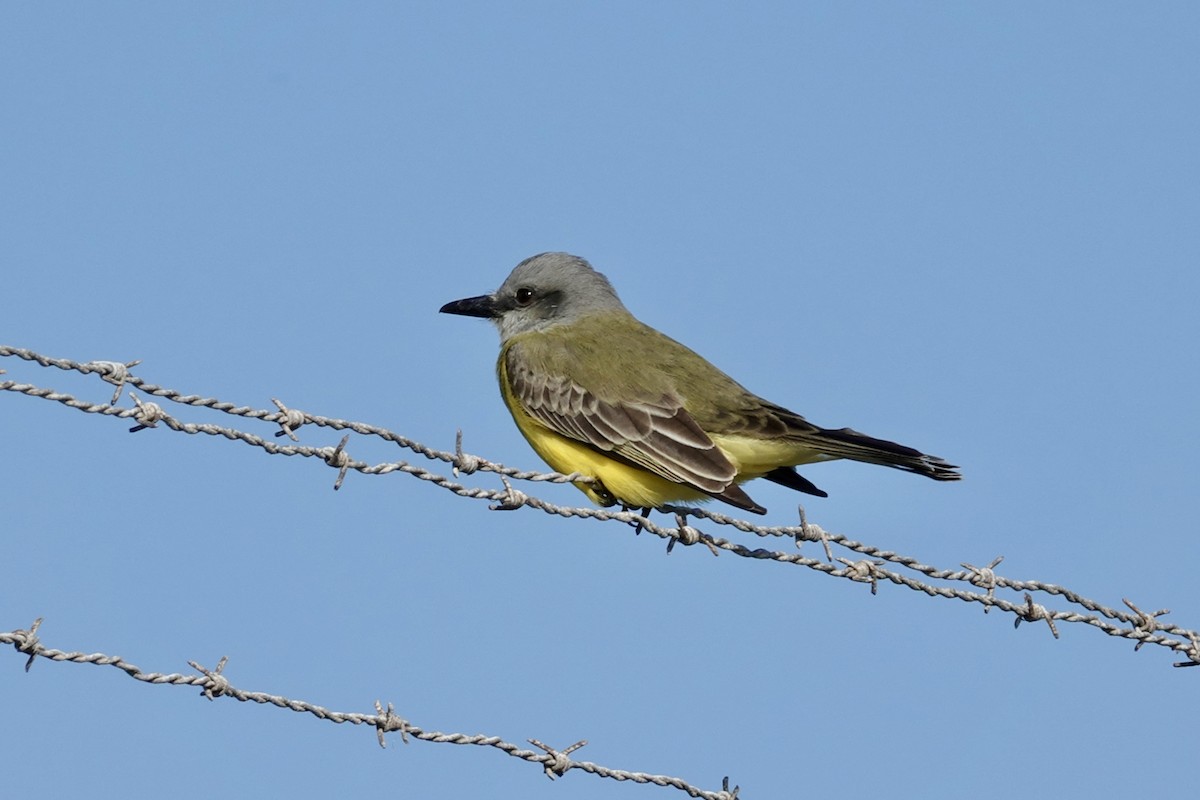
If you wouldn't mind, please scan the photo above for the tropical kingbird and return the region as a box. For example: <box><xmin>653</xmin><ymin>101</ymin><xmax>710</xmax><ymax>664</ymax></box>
<box><xmin>440</xmin><ymin>252</ymin><xmax>959</xmax><ymax>515</ymax></box>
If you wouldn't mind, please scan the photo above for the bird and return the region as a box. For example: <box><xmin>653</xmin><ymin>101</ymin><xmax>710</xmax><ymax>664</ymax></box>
<box><xmin>440</xmin><ymin>252</ymin><xmax>959</xmax><ymax>515</ymax></box>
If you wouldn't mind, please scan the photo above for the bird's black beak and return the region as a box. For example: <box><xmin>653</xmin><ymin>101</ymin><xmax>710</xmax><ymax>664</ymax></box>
<box><xmin>439</xmin><ymin>294</ymin><xmax>499</xmax><ymax>319</ymax></box>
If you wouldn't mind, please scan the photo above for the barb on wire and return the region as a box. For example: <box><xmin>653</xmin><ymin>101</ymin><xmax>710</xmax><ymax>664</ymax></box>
<box><xmin>2</xmin><ymin>343</ymin><xmax>1196</xmax><ymax>675</ymax></box>
<box><xmin>1</xmin><ymin>620</ymin><xmax>736</xmax><ymax>800</ymax></box>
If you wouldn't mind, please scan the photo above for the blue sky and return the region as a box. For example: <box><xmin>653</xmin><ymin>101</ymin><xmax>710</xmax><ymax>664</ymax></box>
<box><xmin>2</xmin><ymin>4</ymin><xmax>1198</xmax><ymax>798</ymax></box>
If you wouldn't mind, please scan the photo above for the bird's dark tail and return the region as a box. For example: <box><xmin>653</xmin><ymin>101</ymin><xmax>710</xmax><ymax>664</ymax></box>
<box><xmin>814</xmin><ymin>426</ymin><xmax>960</xmax><ymax>481</ymax></box>
<box><xmin>763</xmin><ymin>424</ymin><xmax>960</xmax><ymax>498</ymax></box>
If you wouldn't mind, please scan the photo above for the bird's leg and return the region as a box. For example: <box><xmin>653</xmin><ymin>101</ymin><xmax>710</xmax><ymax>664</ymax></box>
<box><xmin>628</xmin><ymin>505</ymin><xmax>652</xmax><ymax>535</ymax></box>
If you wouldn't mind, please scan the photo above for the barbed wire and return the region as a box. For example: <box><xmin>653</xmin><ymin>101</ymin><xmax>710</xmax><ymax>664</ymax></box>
<box><xmin>2</xmin><ymin>344</ymin><xmax>1197</xmax><ymax>793</ymax></box>
<box><xmin>2</xmin><ymin>345</ymin><xmax>1197</xmax><ymax>666</ymax></box>
<box><xmin>0</xmin><ymin>618</ymin><xmax>738</xmax><ymax>799</ymax></box>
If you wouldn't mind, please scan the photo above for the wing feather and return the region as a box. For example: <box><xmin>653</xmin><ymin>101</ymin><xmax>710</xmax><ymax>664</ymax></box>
<box><xmin>506</xmin><ymin>347</ymin><xmax>738</xmax><ymax>496</ymax></box>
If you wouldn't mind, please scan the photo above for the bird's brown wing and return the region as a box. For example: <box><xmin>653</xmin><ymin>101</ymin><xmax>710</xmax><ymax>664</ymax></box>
<box><xmin>504</xmin><ymin>346</ymin><xmax>764</xmax><ymax>513</ymax></box>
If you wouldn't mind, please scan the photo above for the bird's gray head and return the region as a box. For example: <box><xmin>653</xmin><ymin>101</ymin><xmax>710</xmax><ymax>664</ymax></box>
<box><xmin>439</xmin><ymin>252</ymin><xmax>629</xmax><ymax>341</ymax></box>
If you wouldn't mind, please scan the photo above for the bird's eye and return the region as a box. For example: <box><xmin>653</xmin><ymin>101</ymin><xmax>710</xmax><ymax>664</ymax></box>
<box><xmin>515</xmin><ymin>287</ymin><xmax>536</xmax><ymax>306</ymax></box>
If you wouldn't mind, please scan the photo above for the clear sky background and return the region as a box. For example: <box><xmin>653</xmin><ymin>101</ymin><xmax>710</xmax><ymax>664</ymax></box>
<box><xmin>2</xmin><ymin>4</ymin><xmax>1198</xmax><ymax>799</ymax></box>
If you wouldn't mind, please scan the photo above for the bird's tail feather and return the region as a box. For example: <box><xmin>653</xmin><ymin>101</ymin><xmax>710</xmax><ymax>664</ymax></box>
<box><xmin>812</xmin><ymin>427</ymin><xmax>961</xmax><ymax>482</ymax></box>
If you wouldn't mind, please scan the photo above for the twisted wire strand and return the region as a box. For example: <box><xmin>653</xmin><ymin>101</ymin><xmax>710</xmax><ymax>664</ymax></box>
<box><xmin>0</xmin><ymin>620</ymin><xmax>737</xmax><ymax>799</ymax></box>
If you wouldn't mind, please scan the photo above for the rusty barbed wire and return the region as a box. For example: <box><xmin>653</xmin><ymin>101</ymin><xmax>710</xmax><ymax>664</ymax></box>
<box><xmin>0</xmin><ymin>618</ymin><xmax>738</xmax><ymax>799</ymax></box>
<box><xmin>3</xmin><ymin>343</ymin><xmax>1197</xmax><ymax>675</ymax></box>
